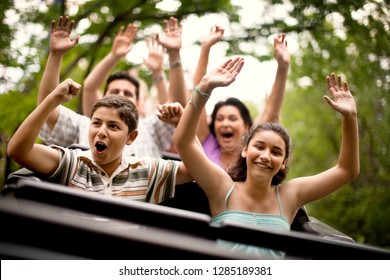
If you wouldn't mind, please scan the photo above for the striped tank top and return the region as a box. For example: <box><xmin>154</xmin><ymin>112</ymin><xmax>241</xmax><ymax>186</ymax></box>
<box><xmin>211</xmin><ymin>183</ymin><xmax>290</xmax><ymax>259</ymax></box>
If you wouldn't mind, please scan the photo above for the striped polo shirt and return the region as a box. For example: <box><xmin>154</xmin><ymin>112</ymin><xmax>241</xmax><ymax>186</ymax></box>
<box><xmin>49</xmin><ymin>145</ymin><xmax>179</xmax><ymax>204</ymax></box>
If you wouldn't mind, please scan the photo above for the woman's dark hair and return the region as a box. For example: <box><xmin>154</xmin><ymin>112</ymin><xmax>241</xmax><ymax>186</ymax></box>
<box><xmin>209</xmin><ymin>97</ymin><xmax>253</xmax><ymax>136</ymax></box>
<box><xmin>228</xmin><ymin>122</ymin><xmax>292</xmax><ymax>185</ymax></box>
<box><xmin>103</xmin><ymin>70</ymin><xmax>140</xmax><ymax>100</ymax></box>
<box><xmin>91</xmin><ymin>95</ymin><xmax>139</xmax><ymax>134</ymax></box>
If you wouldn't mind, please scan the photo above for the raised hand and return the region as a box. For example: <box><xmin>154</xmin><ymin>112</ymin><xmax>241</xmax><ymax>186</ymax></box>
<box><xmin>324</xmin><ymin>73</ymin><xmax>357</xmax><ymax>116</ymax></box>
<box><xmin>157</xmin><ymin>17</ymin><xmax>182</xmax><ymax>51</ymax></box>
<box><xmin>274</xmin><ymin>33</ymin><xmax>290</xmax><ymax>67</ymax></box>
<box><xmin>50</xmin><ymin>16</ymin><xmax>80</xmax><ymax>54</ymax></box>
<box><xmin>201</xmin><ymin>25</ymin><xmax>224</xmax><ymax>48</ymax></box>
<box><xmin>111</xmin><ymin>23</ymin><xmax>138</xmax><ymax>58</ymax></box>
<box><xmin>52</xmin><ymin>78</ymin><xmax>81</xmax><ymax>104</ymax></box>
<box><xmin>156</xmin><ymin>102</ymin><xmax>184</xmax><ymax>127</ymax></box>
<box><xmin>144</xmin><ymin>34</ymin><xmax>165</xmax><ymax>73</ymax></box>
<box><xmin>202</xmin><ymin>57</ymin><xmax>245</xmax><ymax>90</ymax></box>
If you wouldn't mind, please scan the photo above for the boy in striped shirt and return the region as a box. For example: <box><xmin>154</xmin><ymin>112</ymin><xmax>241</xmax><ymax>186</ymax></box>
<box><xmin>7</xmin><ymin>79</ymin><xmax>192</xmax><ymax>204</ymax></box>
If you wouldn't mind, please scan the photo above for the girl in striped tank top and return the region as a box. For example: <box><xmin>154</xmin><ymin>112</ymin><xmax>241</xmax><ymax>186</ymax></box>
<box><xmin>165</xmin><ymin>58</ymin><xmax>359</xmax><ymax>259</ymax></box>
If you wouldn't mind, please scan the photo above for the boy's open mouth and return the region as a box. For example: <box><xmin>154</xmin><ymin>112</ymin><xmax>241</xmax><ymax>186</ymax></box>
<box><xmin>95</xmin><ymin>141</ymin><xmax>107</xmax><ymax>152</ymax></box>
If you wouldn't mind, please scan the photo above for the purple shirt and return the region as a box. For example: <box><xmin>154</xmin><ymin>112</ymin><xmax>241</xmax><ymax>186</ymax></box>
<box><xmin>202</xmin><ymin>133</ymin><xmax>223</xmax><ymax>169</ymax></box>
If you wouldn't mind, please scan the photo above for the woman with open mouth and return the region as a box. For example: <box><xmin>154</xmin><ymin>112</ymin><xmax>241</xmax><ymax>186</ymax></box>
<box><xmin>193</xmin><ymin>29</ymin><xmax>290</xmax><ymax>172</ymax></box>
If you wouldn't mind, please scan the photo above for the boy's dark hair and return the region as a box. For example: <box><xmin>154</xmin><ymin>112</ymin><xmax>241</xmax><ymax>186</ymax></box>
<box><xmin>91</xmin><ymin>95</ymin><xmax>139</xmax><ymax>134</ymax></box>
<box><xmin>228</xmin><ymin>122</ymin><xmax>292</xmax><ymax>185</ymax></box>
<box><xmin>103</xmin><ymin>71</ymin><xmax>140</xmax><ymax>100</ymax></box>
<box><xmin>209</xmin><ymin>97</ymin><xmax>253</xmax><ymax>136</ymax></box>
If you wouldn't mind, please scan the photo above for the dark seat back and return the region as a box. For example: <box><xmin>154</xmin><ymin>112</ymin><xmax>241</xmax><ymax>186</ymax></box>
<box><xmin>1</xmin><ymin>178</ymin><xmax>253</xmax><ymax>259</ymax></box>
<box><xmin>3</xmin><ymin>177</ymin><xmax>390</xmax><ymax>259</ymax></box>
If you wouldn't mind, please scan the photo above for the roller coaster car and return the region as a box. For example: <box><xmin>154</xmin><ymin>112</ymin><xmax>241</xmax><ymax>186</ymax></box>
<box><xmin>3</xmin><ymin>144</ymin><xmax>390</xmax><ymax>260</ymax></box>
<box><xmin>2</xmin><ymin>169</ymin><xmax>390</xmax><ymax>260</ymax></box>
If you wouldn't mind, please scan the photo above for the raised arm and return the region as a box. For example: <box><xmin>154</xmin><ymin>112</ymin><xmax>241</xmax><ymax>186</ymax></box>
<box><xmin>8</xmin><ymin>79</ymin><xmax>81</xmax><ymax>175</ymax></box>
<box><xmin>157</xmin><ymin>17</ymin><xmax>187</xmax><ymax>107</ymax></box>
<box><xmin>173</xmin><ymin>58</ymin><xmax>244</xmax><ymax>201</ymax></box>
<box><xmin>82</xmin><ymin>23</ymin><xmax>137</xmax><ymax>115</ymax></box>
<box><xmin>291</xmin><ymin>73</ymin><xmax>359</xmax><ymax>207</ymax></box>
<box><xmin>193</xmin><ymin>25</ymin><xmax>225</xmax><ymax>143</ymax></box>
<box><xmin>193</xmin><ymin>25</ymin><xmax>225</xmax><ymax>86</ymax></box>
<box><xmin>144</xmin><ymin>35</ymin><xmax>169</xmax><ymax>104</ymax></box>
<box><xmin>257</xmin><ymin>33</ymin><xmax>290</xmax><ymax>124</ymax></box>
<box><xmin>38</xmin><ymin>16</ymin><xmax>79</xmax><ymax>130</ymax></box>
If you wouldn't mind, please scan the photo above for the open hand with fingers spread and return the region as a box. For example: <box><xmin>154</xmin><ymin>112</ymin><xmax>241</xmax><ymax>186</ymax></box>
<box><xmin>50</xmin><ymin>16</ymin><xmax>80</xmax><ymax>54</ymax></box>
<box><xmin>157</xmin><ymin>17</ymin><xmax>182</xmax><ymax>51</ymax></box>
<box><xmin>111</xmin><ymin>23</ymin><xmax>138</xmax><ymax>59</ymax></box>
<box><xmin>144</xmin><ymin>34</ymin><xmax>165</xmax><ymax>73</ymax></box>
<box><xmin>324</xmin><ymin>73</ymin><xmax>357</xmax><ymax>117</ymax></box>
<box><xmin>199</xmin><ymin>57</ymin><xmax>245</xmax><ymax>93</ymax></box>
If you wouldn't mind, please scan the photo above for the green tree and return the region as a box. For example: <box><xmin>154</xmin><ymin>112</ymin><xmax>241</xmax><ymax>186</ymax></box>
<box><xmin>278</xmin><ymin>0</ymin><xmax>390</xmax><ymax>248</ymax></box>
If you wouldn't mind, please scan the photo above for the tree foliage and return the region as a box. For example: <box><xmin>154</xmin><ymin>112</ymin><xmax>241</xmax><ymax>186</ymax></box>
<box><xmin>0</xmin><ymin>0</ymin><xmax>389</xmax><ymax>248</ymax></box>
<box><xmin>279</xmin><ymin>0</ymin><xmax>390</xmax><ymax>248</ymax></box>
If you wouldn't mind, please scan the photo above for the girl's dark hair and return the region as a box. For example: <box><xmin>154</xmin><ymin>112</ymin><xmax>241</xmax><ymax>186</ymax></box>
<box><xmin>103</xmin><ymin>70</ymin><xmax>140</xmax><ymax>100</ymax></box>
<box><xmin>228</xmin><ymin>122</ymin><xmax>292</xmax><ymax>185</ymax></box>
<box><xmin>209</xmin><ymin>97</ymin><xmax>253</xmax><ymax>136</ymax></box>
<box><xmin>91</xmin><ymin>95</ymin><xmax>139</xmax><ymax>134</ymax></box>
